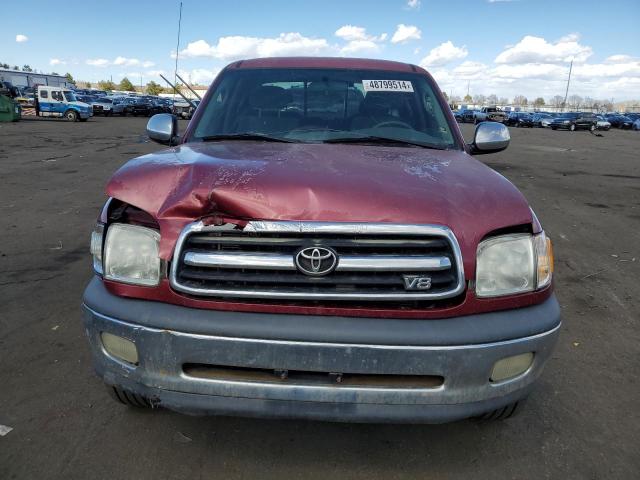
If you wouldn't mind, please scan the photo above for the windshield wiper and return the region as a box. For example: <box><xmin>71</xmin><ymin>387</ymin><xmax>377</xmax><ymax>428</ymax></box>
<box><xmin>200</xmin><ymin>133</ymin><xmax>297</xmax><ymax>143</ymax></box>
<box><xmin>323</xmin><ymin>136</ymin><xmax>446</xmax><ymax>150</ymax></box>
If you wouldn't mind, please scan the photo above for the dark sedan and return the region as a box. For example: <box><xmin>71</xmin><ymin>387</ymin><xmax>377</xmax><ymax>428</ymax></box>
<box><xmin>506</xmin><ymin>112</ymin><xmax>534</xmax><ymax>127</ymax></box>
<box><xmin>550</xmin><ymin>112</ymin><xmax>597</xmax><ymax>131</ymax></box>
<box><xmin>606</xmin><ymin>114</ymin><xmax>634</xmax><ymax>129</ymax></box>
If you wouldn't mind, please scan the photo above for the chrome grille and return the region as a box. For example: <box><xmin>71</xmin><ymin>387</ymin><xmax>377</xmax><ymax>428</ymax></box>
<box><xmin>170</xmin><ymin>221</ymin><xmax>465</xmax><ymax>301</ymax></box>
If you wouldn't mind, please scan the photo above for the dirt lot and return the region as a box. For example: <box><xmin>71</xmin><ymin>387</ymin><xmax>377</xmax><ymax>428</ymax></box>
<box><xmin>1</xmin><ymin>117</ymin><xmax>639</xmax><ymax>479</ymax></box>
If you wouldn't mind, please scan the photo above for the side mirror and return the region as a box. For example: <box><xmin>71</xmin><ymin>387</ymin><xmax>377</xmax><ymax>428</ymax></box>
<box><xmin>470</xmin><ymin>121</ymin><xmax>510</xmax><ymax>155</ymax></box>
<box><xmin>146</xmin><ymin>113</ymin><xmax>179</xmax><ymax>145</ymax></box>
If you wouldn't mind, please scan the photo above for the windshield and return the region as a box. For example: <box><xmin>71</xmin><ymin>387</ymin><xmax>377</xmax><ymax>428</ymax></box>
<box><xmin>193</xmin><ymin>68</ymin><xmax>456</xmax><ymax>149</ymax></box>
<box><xmin>63</xmin><ymin>91</ymin><xmax>77</xmax><ymax>102</ymax></box>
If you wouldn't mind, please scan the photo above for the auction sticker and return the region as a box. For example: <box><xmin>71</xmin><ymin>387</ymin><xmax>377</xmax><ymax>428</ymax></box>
<box><xmin>362</xmin><ymin>80</ymin><xmax>414</xmax><ymax>92</ymax></box>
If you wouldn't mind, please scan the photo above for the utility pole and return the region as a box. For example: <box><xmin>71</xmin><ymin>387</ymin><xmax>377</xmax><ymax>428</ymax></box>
<box><xmin>562</xmin><ymin>59</ymin><xmax>573</xmax><ymax>112</ymax></box>
<box><xmin>174</xmin><ymin>2</ymin><xmax>183</xmax><ymax>100</ymax></box>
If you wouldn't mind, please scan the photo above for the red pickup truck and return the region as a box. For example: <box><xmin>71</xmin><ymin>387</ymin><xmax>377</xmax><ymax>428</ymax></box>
<box><xmin>83</xmin><ymin>57</ymin><xmax>559</xmax><ymax>423</ymax></box>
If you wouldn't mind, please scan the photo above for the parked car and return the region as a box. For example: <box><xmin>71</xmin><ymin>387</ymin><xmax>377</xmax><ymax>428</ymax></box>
<box><xmin>506</xmin><ymin>112</ymin><xmax>534</xmax><ymax>127</ymax></box>
<box><xmin>456</xmin><ymin>109</ymin><xmax>477</xmax><ymax>123</ymax></box>
<box><xmin>130</xmin><ymin>98</ymin><xmax>153</xmax><ymax>117</ymax></box>
<box><xmin>604</xmin><ymin>114</ymin><xmax>633</xmax><ymax>129</ymax></box>
<box><xmin>108</xmin><ymin>97</ymin><xmax>129</xmax><ymax>116</ymax></box>
<box><xmin>474</xmin><ymin>106</ymin><xmax>507</xmax><ymax>124</ymax></box>
<box><xmin>550</xmin><ymin>112</ymin><xmax>597</xmax><ymax>131</ymax></box>
<box><xmin>531</xmin><ymin>113</ymin><xmax>553</xmax><ymax>127</ymax></box>
<box><xmin>595</xmin><ymin>115</ymin><xmax>611</xmax><ymax>131</ymax></box>
<box><xmin>83</xmin><ymin>57</ymin><xmax>560</xmax><ymax>424</ymax></box>
<box><xmin>633</xmin><ymin>118</ymin><xmax>640</xmax><ymax>131</ymax></box>
<box><xmin>91</xmin><ymin>97</ymin><xmax>120</xmax><ymax>116</ymax></box>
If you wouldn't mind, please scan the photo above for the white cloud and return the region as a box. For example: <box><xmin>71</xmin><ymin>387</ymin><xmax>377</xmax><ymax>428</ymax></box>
<box><xmin>420</xmin><ymin>41</ymin><xmax>468</xmax><ymax>67</ymax></box>
<box><xmin>86</xmin><ymin>58</ymin><xmax>110</xmax><ymax>67</ymax></box>
<box><xmin>495</xmin><ymin>34</ymin><xmax>592</xmax><ymax>64</ymax></box>
<box><xmin>340</xmin><ymin>40</ymin><xmax>381</xmax><ymax>55</ymax></box>
<box><xmin>142</xmin><ymin>60</ymin><xmax>155</xmax><ymax>68</ymax></box>
<box><xmin>453</xmin><ymin>61</ymin><xmax>489</xmax><ymax>79</ymax></box>
<box><xmin>16</xmin><ymin>34</ymin><xmax>28</xmax><ymax>43</ymax></box>
<box><xmin>391</xmin><ymin>24</ymin><xmax>421</xmax><ymax>44</ymax></box>
<box><xmin>49</xmin><ymin>58</ymin><xmax>66</xmax><ymax>66</ymax></box>
<box><xmin>335</xmin><ymin>25</ymin><xmax>369</xmax><ymax>42</ymax></box>
<box><xmin>179</xmin><ymin>33</ymin><xmax>330</xmax><ymax>61</ymax></box>
<box><xmin>604</xmin><ymin>54</ymin><xmax>636</xmax><ymax>64</ymax></box>
<box><xmin>178</xmin><ymin>68</ymin><xmax>221</xmax><ymax>85</ymax></box>
<box><xmin>335</xmin><ymin>25</ymin><xmax>387</xmax><ymax>54</ymax></box>
<box><xmin>407</xmin><ymin>0</ymin><xmax>421</xmax><ymax>9</ymax></box>
<box><xmin>145</xmin><ymin>69</ymin><xmax>166</xmax><ymax>78</ymax></box>
<box><xmin>114</xmin><ymin>56</ymin><xmax>140</xmax><ymax>66</ymax></box>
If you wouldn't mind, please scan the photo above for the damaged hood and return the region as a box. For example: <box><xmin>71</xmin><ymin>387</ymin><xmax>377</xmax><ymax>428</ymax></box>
<box><xmin>106</xmin><ymin>141</ymin><xmax>532</xmax><ymax>261</ymax></box>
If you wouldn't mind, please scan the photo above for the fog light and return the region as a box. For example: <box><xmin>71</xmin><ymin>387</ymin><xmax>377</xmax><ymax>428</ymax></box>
<box><xmin>101</xmin><ymin>332</ymin><xmax>138</xmax><ymax>365</ymax></box>
<box><xmin>490</xmin><ymin>352</ymin><xmax>534</xmax><ymax>382</ymax></box>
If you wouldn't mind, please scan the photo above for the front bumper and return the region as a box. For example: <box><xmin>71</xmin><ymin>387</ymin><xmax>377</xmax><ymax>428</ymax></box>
<box><xmin>82</xmin><ymin>278</ymin><xmax>561</xmax><ymax>423</ymax></box>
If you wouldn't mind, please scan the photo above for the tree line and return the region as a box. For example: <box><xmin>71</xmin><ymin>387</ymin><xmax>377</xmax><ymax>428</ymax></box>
<box><xmin>442</xmin><ymin>91</ymin><xmax>614</xmax><ymax>111</ymax></box>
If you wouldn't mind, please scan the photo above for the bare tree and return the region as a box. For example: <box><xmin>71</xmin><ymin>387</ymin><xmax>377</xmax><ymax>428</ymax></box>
<box><xmin>486</xmin><ymin>94</ymin><xmax>498</xmax><ymax>105</ymax></box>
<box><xmin>567</xmin><ymin>95</ymin><xmax>583</xmax><ymax>110</ymax></box>
<box><xmin>550</xmin><ymin>95</ymin><xmax>565</xmax><ymax>108</ymax></box>
<box><xmin>498</xmin><ymin>97</ymin><xmax>509</xmax><ymax>105</ymax></box>
<box><xmin>472</xmin><ymin>94</ymin><xmax>486</xmax><ymax>106</ymax></box>
<box><xmin>513</xmin><ymin>95</ymin><xmax>528</xmax><ymax>106</ymax></box>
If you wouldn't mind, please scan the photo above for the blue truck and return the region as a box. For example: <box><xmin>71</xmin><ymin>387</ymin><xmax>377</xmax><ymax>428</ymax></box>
<box><xmin>34</xmin><ymin>85</ymin><xmax>92</xmax><ymax>121</ymax></box>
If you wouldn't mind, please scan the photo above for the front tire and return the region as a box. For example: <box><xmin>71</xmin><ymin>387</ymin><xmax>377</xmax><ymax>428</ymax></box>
<box><xmin>64</xmin><ymin>110</ymin><xmax>78</xmax><ymax>122</ymax></box>
<box><xmin>106</xmin><ymin>384</ymin><xmax>152</xmax><ymax>408</ymax></box>
<box><xmin>476</xmin><ymin>400</ymin><xmax>523</xmax><ymax>421</ymax></box>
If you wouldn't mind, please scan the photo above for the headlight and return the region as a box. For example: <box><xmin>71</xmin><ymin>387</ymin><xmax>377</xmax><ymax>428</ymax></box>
<box><xmin>102</xmin><ymin>224</ymin><xmax>161</xmax><ymax>286</ymax></box>
<box><xmin>563</xmin><ymin>120</ymin><xmax>570</xmax><ymax>124</ymax></box>
<box><xmin>476</xmin><ymin>233</ymin><xmax>553</xmax><ymax>298</ymax></box>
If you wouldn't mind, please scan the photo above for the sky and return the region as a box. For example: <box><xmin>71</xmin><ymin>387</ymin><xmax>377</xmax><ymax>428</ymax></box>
<box><xmin>2</xmin><ymin>0</ymin><xmax>639</xmax><ymax>101</ymax></box>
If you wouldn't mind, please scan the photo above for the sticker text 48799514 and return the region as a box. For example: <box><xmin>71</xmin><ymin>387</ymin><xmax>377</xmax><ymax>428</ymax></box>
<box><xmin>362</xmin><ymin>80</ymin><xmax>414</xmax><ymax>93</ymax></box>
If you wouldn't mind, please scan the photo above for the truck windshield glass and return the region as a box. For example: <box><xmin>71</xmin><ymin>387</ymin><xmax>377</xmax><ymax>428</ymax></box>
<box><xmin>193</xmin><ymin>68</ymin><xmax>456</xmax><ymax>149</ymax></box>
<box><xmin>63</xmin><ymin>91</ymin><xmax>77</xmax><ymax>102</ymax></box>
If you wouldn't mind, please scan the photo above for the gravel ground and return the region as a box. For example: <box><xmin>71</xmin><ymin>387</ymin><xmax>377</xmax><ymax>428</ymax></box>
<box><xmin>0</xmin><ymin>116</ymin><xmax>639</xmax><ymax>479</ymax></box>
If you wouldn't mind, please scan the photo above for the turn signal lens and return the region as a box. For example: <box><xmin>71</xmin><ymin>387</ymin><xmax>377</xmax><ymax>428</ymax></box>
<box><xmin>101</xmin><ymin>332</ymin><xmax>139</xmax><ymax>365</ymax></box>
<box><xmin>90</xmin><ymin>223</ymin><xmax>105</xmax><ymax>274</ymax></box>
<box><xmin>491</xmin><ymin>352</ymin><xmax>534</xmax><ymax>382</ymax></box>
<box><xmin>534</xmin><ymin>233</ymin><xmax>553</xmax><ymax>289</ymax></box>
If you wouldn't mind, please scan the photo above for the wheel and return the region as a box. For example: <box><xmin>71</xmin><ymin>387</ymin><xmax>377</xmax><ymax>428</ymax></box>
<box><xmin>105</xmin><ymin>111</ymin><xmax>112</xmax><ymax>117</ymax></box>
<box><xmin>569</xmin><ymin>123</ymin><xmax>576</xmax><ymax>131</ymax></box>
<box><xmin>64</xmin><ymin>110</ymin><xmax>78</xmax><ymax>122</ymax></box>
<box><xmin>551</xmin><ymin>126</ymin><xmax>557</xmax><ymax>130</ymax></box>
<box><xmin>605</xmin><ymin>126</ymin><xmax>611</xmax><ymax>131</ymax></box>
<box><xmin>106</xmin><ymin>384</ymin><xmax>152</xmax><ymax>408</ymax></box>
<box><xmin>476</xmin><ymin>400</ymin><xmax>523</xmax><ymax>421</ymax></box>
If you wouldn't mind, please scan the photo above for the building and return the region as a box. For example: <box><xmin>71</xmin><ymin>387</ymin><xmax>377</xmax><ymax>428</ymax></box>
<box><xmin>0</xmin><ymin>69</ymin><xmax>73</xmax><ymax>89</ymax></box>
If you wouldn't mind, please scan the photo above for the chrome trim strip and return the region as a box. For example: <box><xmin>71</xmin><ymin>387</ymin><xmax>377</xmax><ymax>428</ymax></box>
<box><xmin>170</xmin><ymin>220</ymin><xmax>466</xmax><ymax>301</ymax></box>
<box><xmin>185</xmin><ymin>252</ymin><xmax>295</xmax><ymax>270</ymax></box>
<box><xmin>184</xmin><ymin>251</ymin><xmax>451</xmax><ymax>272</ymax></box>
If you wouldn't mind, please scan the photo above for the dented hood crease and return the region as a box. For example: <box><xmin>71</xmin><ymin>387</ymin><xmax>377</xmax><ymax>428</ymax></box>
<box><xmin>106</xmin><ymin>142</ymin><xmax>532</xmax><ymax>265</ymax></box>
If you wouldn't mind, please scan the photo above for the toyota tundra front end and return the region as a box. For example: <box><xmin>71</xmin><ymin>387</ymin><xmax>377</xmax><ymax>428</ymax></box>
<box><xmin>82</xmin><ymin>57</ymin><xmax>560</xmax><ymax>423</ymax></box>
